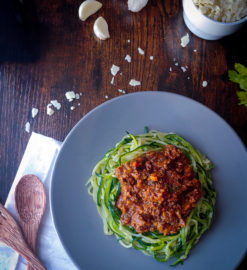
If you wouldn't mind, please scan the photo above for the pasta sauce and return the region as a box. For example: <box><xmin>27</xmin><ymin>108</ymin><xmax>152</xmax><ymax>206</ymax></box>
<box><xmin>116</xmin><ymin>145</ymin><xmax>202</xmax><ymax>235</ymax></box>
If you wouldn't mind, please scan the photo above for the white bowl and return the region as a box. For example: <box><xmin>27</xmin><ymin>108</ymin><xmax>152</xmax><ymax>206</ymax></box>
<box><xmin>183</xmin><ymin>0</ymin><xmax>247</xmax><ymax>40</ymax></box>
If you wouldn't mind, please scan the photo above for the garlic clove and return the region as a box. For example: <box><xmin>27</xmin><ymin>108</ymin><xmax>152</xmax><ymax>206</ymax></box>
<box><xmin>93</xmin><ymin>16</ymin><xmax>110</xmax><ymax>40</ymax></box>
<box><xmin>78</xmin><ymin>0</ymin><xmax>103</xmax><ymax>21</ymax></box>
<box><xmin>128</xmin><ymin>0</ymin><xmax>148</xmax><ymax>12</ymax></box>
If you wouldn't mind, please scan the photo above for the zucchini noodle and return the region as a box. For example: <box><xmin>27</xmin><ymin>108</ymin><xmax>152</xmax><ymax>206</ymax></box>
<box><xmin>87</xmin><ymin>130</ymin><xmax>216</xmax><ymax>265</ymax></box>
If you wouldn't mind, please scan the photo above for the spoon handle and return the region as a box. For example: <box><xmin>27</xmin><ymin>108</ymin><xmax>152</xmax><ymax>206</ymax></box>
<box><xmin>0</xmin><ymin>203</ymin><xmax>46</xmax><ymax>270</ymax></box>
<box><xmin>22</xmin><ymin>223</ymin><xmax>39</xmax><ymax>270</ymax></box>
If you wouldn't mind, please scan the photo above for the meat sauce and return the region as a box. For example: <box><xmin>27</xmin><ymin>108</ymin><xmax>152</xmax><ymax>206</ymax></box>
<box><xmin>116</xmin><ymin>144</ymin><xmax>202</xmax><ymax>236</ymax></box>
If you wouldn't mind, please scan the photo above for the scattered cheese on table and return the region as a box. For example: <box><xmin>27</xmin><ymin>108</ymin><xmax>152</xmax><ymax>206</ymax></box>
<box><xmin>25</xmin><ymin>122</ymin><xmax>30</xmax><ymax>133</ymax></box>
<box><xmin>31</xmin><ymin>108</ymin><xmax>38</xmax><ymax>118</ymax></box>
<box><xmin>118</xmin><ymin>89</ymin><xmax>126</xmax><ymax>94</ymax></box>
<box><xmin>169</xmin><ymin>67</ymin><xmax>172</xmax><ymax>72</ymax></box>
<box><xmin>129</xmin><ymin>79</ymin><xmax>141</xmax><ymax>86</ymax></box>
<box><xmin>111</xmin><ymin>64</ymin><xmax>120</xmax><ymax>76</ymax></box>
<box><xmin>50</xmin><ymin>100</ymin><xmax>61</xmax><ymax>110</ymax></box>
<box><xmin>181</xmin><ymin>66</ymin><xmax>187</xmax><ymax>72</ymax></box>
<box><xmin>138</xmin><ymin>47</ymin><xmax>145</xmax><ymax>55</ymax></box>
<box><xmin>75</xmin><ymin>93</ymin><xmax>80</xmax><ymax>99</ymax></box>
<box><xmin>47</xmin><ymin>104</ymin><xmax>55</xmax><ymax>116</ymax></box>
<box><xmin>125</xmin><ymin>54</ymin><xmax>131</xmax><ymax>63</ymax></box>
<box><xmin>70</xmin><ymin>106</ymin><xmax>75</xmax><ymax>110</ymax></box>
<box><xmin>150</xmin><ymin>56</ymin><xmax>154</xmax><ymax>60</ymax></box>
<box><xmin>65</xmin><ymin>91</ymin><xmax>76</xmax><ymax>102</ymax></box>
<box><xmin>110</xmin><ymin>77</ymin><xmax>114</xmax><ymax>85</ymax></box>
<box><xmin>105</xmin><ymin>95</ymin><xmax>109</xmax><ymax>99</ymax></box>
<box><xmin>202</xmin><ymin>81</ymin><xmax>208</xmax><ymax>87</ymax></box>
<box><xmin>175</xmin><ymin>62</ymin><xmax>179</xmax><ymax>66</ymax></box>
<box><xmin>127</xmin><ymin>39</ymin><xmax>130</xmax><ymax>43</ymax></box>
<box><xmin>181</xmin><ymin>33</ymin><xmax>190</xmax><ymax>47</ymax></box>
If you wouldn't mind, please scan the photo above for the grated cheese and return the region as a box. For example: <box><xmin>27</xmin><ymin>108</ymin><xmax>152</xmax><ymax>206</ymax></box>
<box><xmin>111</xmin><ymin>64</ymin><xmax>120</xmax><ymax>76</ymax></box>
<box><xmin>138</xmin><ymin>48</ymin><xmax>145</xmax><ymax>55</ymax></box>
<box><xmin>193</xmin><ymin>0</ymin><xmax>247</xmax><ymax>22</ymax></box>
<box><xmin>50</xmin><ymin>100</ymin><xmax>61</xmax><ymax>110</ymax></box>
<box><xmin>129</xmin><ymin>79</ymin><xmax>141</xmax><ymax>86</ymax></box>
<box><xmin>31</xmin><ymin>108</ymin><xmax>38</xmax><ymax>118</ymax></box>
<box><xmin>125</xmin><ymin>54</ymin><xmax>132</xmax><ymax>63</ymax></box>
<box><xmin>25</xmin><ymin>122</ymin><xmax>30</xmax><ymax>133</ymax></box>
<box><xmin>181</xmin><ymin>33</ymin><xmax>190</xmax><ymax>47</ymax></box>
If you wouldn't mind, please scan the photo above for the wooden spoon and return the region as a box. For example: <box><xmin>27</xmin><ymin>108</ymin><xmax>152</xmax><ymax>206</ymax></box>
<box><xmin>15</xmin><ymin>174</ymin><xmax>46</xmax><ymax>270</ymax></box>
<box><xmin>0</xmin><ymin>203</ymin><xmax>46</xmax><ymax>270</ymax></box>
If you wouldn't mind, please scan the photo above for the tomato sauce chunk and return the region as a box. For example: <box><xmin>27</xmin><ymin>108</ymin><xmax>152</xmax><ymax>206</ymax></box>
<box><xmin>116</xmin><ymin>144</ymin><xmax>202</xmax><ymax>235</ymax></box>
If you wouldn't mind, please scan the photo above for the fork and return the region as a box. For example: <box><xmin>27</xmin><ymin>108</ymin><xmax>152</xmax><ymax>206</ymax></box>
<box><xmin>0</xmin><ymin>203</ymin><xmax>46</xmax><ymax>270</ymax></box>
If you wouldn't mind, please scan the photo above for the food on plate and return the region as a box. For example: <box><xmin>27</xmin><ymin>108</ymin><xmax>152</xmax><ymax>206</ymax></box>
<box><xmin>193</xmin><ymin>0</ymin><xmax>247</xmax><ymax>22</ymax></box>
<box><xmin>87</xmin><ymin>130</ymin><xmax>216</xmax><ymax>265</ymax></box>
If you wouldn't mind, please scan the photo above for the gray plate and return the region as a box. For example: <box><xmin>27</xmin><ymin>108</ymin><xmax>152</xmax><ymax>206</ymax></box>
<box><xmin>51</xmin><ymin>91</ymin><xmax>247</xmax><ymax>270</ymax></box>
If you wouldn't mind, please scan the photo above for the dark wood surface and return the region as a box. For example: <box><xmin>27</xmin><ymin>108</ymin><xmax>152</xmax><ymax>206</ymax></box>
<box><xmin>0</xmin><ymin>0</ymin><xmax>246</xmax><ymax>269</ymax></box>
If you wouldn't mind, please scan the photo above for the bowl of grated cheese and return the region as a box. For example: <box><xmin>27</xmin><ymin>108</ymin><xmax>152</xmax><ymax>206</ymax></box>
<box><xmin>183</xmin><ymin>0</ymin><xmax>247</xmax><ymax>40</ymax></box>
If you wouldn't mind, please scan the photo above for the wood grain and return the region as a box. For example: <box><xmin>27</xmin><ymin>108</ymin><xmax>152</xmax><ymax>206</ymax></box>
<box><xmin>0</xmin><ymin>0</ymin><xmax>246</xmax><ymax>269</ymax></box>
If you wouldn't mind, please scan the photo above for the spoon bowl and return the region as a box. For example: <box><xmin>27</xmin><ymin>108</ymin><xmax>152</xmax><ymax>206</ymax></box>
<box><xmin>15</xmin><ymin>174</ymin><xmax>46</xmax><ymax>270</ymax></box>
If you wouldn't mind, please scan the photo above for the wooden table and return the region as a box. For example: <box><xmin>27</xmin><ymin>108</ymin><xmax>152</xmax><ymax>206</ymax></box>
<box><xmin>0</xmin><ymin>0</ymin><xmax>246</xmax><ymax>269</ymax></box>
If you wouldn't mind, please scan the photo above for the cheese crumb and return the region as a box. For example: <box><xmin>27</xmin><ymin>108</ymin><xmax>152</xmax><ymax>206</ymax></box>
<box><xmin>111</xmin><ymin>77</ymin><xmax>114</xmax><ymax>85</ymax></box>
<box><xmin>70</xmin><ymin>106</ymin><xmax>75</xmax><ymax>110</ymax></box>
<box><xmin>138</xmin><ymin>48</ymin><xmax>145</xmax><ymax>55</ymax></box>
<box><xmin>111</xmin><ymin>64</ymin><xmax>120</xmax><ymax>76</ymax></box>
<box><xmin>129</xmin><ymin>79</ymin><xmax>141</xmax><ymax>86</ymax></box>
<box><xmin>202</xmin><ymin>81</ymin><xmax>208</xmax><ymax>87</ymax></box>
<box><xmin>125</xmin><ymin>54</ymin><xmax>131</xmax><ymax>63</ymax></box>
<box><xmin>150</xmin><ymin>56</ymin><xmax>154</xmax><ymax>60</ymax></box>
<box><xmin>181</xmin><ymin>33</ymin><xmax>190</xmax><ymax>47</ymax></box>
<box><xmin>118</xmin><ymin>89</ymin><xmax>126</xmax><ymax>94</ymax></box>
<box><xmin>80</xmin><ymin>93</ymin><xmax>82</xmax><ymax>96</ymax></box>
<box><xmin>193</xmin><ymin>49</ymin><xmax>197</xmax><ymax>52</ymax></box>
<box><xmin>181</xmin><ymin>66</ymin><xmax>187</xmax><ymax>72</ymax></box>
<box><xmin>31</xmin><ymin>108</ymin><xmax>38</xmax><ymax>118</ymax></box>
<box><xmin>65</xmin><ymin>91</ymin><xmax>76</xmax><ymax>102</ymax></box>
<box><xmin>25</xmin><ymin>122</ymin><xmax>30</xmax><ymax>133</ymax></box>
<box><xmin>50</xmin><ymin>100</ymin><xmax>61</xmax><ymax>110</ymax></box>
<box><xmin>175</xmin><ymin>62</ymin><xmax>179</xmax><ymax>66</ymax></box>
<box><xmin>169</xmin><ymin>67</ymin><xmax>172</xmax><ymax>72</ymax></box>
<box><xmin>105</xmin><ymin>95</ymin><xmax>109</xmax><ymax>99</ymax></box>
<box><xmin>75</xmin><ymin>93</ymin><xmax>80</xmax><ymax>99</ymax></box>
<box><xmin>47</xmin><ymin>104</ymin><xmax>55</xmax><ymax>116</ymax></box>
<box><xmin>127</xmin><ymin>39</ymin><xmax>130</xmax><ymax>43</ymax></box>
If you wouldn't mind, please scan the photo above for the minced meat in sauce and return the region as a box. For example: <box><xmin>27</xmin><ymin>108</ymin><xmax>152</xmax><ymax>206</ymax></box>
<box><xmin>116</xmin><ymin>144</ymin><xmax>202</xmax><ymax>236</ymax></box>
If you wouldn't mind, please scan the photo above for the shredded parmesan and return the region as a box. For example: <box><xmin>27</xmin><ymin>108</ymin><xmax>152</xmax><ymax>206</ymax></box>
<box><xmin>31</xmin><ymin>108</ymin><xmax>38</xmax><ymax>118</ymax></box>
<box><xmin>25</xmin><ymin>122</ymin><xmax>30</xmax><ymax>133</ymax></box>
<box><xmin>129</xmin><ymin>79</ymin><xmax>141</xmax><ymax>86</ymax></box>
<box><xmin>138</xmin><ymin>48</ymin><xmax>145</xmax><ymax>55</ymax></box>
<box><xmin>181</xmin><ymin>33</ymin><xmax>190</xmax><ymax>47</ymax></box>
<box><xmin>193</xmin><ymin>0</ymin><xmax>247</xmax><ymax>22</ymax></box>
<box><xmin>111</xmin><ymin>64</ymin><xmax>120</xmax><ymax>76</ymax></box>
<box><xmin>125</xmin><ymin>55</ymin><xmax>132</xmax><ymax>63</ymax></box>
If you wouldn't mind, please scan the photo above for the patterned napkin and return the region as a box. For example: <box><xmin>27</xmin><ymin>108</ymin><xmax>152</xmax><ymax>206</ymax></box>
<box><xmin>0</xmin><ymin>132</ymin><xmax>77</xmax><ymax>270</ymax></box>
